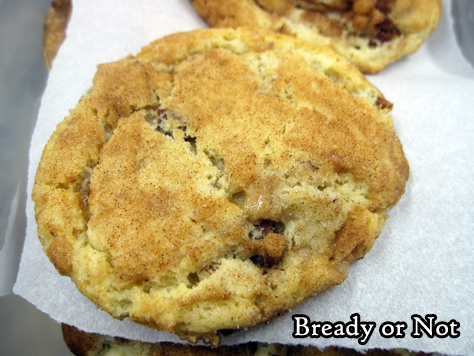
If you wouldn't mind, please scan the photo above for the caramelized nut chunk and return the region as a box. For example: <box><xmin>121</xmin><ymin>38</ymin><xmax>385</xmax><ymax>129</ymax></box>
<box><xmin>374</xmin><ymin>18</ymin><xmax>401</xmax><ymax>43</ymax></box>
<box><xmin>250</xmin><ymin>232</ymin><xmax>288</xmax><ymax>268</ymax></box>
<box><xmin>251</xmin><ymin>254</ymin><xmax>283</xmax><ymax>268</ymax></box>
<box><xmin>376</xmin><ymin>97</ymin><xmax>393</xmax><ymax>110</ymax></box>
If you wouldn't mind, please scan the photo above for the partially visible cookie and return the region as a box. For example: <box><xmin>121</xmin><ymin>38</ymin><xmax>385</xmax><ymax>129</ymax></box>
<box><xmin>190</xmin><ymin>0</ymin><xmax>441</xmax><ymax>73</ymax></box>
<box><xmin>61</xmin><ymin>324</ymin><xmax>280</xmax><ymax>356</ymax></box>
<box><xmin>33</xmin><ymin>27</ymin><xmax>408</xmax><ymax>346</ymax></box>
<box><xmin>62</xmin><ymin>324</ymin><xmax>426</xmax><ymax>356</ymax></box>
<box><xmin>43</xmin><ymin>0</ymin><xmax>72</xmax><ymax>70</ymax></box>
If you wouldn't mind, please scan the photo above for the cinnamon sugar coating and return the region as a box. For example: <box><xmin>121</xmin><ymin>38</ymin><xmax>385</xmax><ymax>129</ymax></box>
<box><xmin>33</xmin><ymin>28</ymin><xmax>408</xmax><ymax>346</ymax></box>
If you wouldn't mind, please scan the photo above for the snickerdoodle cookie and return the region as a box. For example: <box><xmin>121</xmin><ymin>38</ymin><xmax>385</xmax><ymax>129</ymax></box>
<box><xmin>33</xmin><ymin>27</ymin><xmax>408</xmax><ymax>346</ymax></box>
<box><xmin>190</xmin><ymin>0</ymin><xmax>441</xmax><ymax>73</ymax></box>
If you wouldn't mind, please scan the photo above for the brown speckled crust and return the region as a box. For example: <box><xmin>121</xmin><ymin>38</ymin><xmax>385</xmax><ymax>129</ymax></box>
<box><xmin>62</xmin><ymin>324</ymin><xmax>430</xmax><ymax>356</ymax></box>
<box><xmin>33</xmin><ymin>28</ymin><xmax>409</xmax><ymax>346</ymax></box>
<box><xmin>43</xmin><ymin>0</ymin><xmax>72</xmax><ymax>70</ymax></box>
<box><xmin>189</xmin><ymin>0</ymin><xmax>442</xmax><ymax>73</ymax></box>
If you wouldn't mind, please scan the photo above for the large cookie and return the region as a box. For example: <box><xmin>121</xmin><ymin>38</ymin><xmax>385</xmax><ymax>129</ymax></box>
<box><xmin>33</xmin><ymin>27</ymin><xmax>409</xmax><ymax>346</ymax></box>
<box><xmin>190</xmin><ymin>0</ymin><xmax>442</xmax><ymax>73</ymax></box>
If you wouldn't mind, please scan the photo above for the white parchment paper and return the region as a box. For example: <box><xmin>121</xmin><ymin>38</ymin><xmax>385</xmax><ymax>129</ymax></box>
<box><xmin>13</xmin><ymin>0</ymin><xmax>474</xmax><ymax>354</ymax></box>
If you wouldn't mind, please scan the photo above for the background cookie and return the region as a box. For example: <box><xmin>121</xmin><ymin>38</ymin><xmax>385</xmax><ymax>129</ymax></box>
<box><xmin>33</xmin><ymin>27</ymin><xmax>408</xmax><ymax>346</ymax></box>
<box><xmin>62</xmin><ymin>324</ymin><xmax>284</xmax><ymax>356</ymax></box>
<box><xmin>62</xmin><ymin>324</ymin><xmax>426</xmax><ymax>356</ymax></box>
<box><xmin>42</xmin><ymin>0</ymin><xmax>72</xmax><ymax>70</ymax></box>
<box><xmin>190</xmin><ymin>0</ymin><xmax>441</xmax><ymax>73</ymax></box>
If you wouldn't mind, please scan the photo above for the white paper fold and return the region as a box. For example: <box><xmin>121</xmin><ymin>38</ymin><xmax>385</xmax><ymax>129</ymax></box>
<box><xmin>13</xmin><ymin>0</ymin><xmax>474</xmax><ymax>354</ymax></box>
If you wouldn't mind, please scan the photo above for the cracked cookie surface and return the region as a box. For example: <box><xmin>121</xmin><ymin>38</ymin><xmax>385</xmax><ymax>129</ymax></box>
<box><xmin>33</xmin><ymin>27</ymin><xmax>409</xmax><ymax>346</ymax></box>
<box><xmin>190</xmin><ymin>0</ymin><xmax>441</xmax><ymax>73</ymax></box>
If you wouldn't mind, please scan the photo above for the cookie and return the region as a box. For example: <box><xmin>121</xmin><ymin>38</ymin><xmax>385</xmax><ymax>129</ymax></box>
<box><xmin>33</xmin><ymin>27</ymin><xmax>409</xmax><ymax>346</ymax></box>
<box><xmin>61</xmin><ymin>324</ymin><xmax>283</xmax><ymax>356</ymax></box>
<box><xmin>42</xmin><ymin>0</ymin><xmax>72</xmax><ymax>70</ymax></box>
<box><xmin>62</xmin><ymin>324</ymin><xmax>425</xmax><ymax>356</ymax></box>
<box><xmin>190</xmin><ymin>0</ymin><xmax>442</xmax><ymax>73</ymax></box>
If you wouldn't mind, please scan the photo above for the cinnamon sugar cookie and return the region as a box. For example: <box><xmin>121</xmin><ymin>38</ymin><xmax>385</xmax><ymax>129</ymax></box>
<box><xmin>33</xmin><ymin>27</ymin><xmax>408</xmax><ymax>346</ymax></box>
<box><xmin>190</xmin><ymin>0</ymin><xmax>441</xmax><ymax>73</ymax></box>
